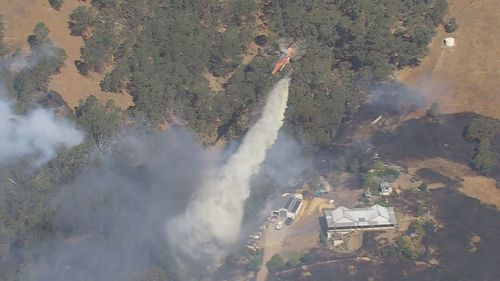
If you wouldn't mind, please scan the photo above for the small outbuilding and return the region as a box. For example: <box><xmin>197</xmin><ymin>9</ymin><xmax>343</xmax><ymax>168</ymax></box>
<box><xmin>271</xmin><ymin>193</ymin><xmax>304</xmax><ymax>220</ymax></box>
<box><xmin>380</xmin><ymin>182</ymin><xmax>392</xmax><ymax>196</ymax></box>
<box><xmin>444</xmin><ymin>37</ymin><xmax>455</xmax><ymax>47</ymax></box>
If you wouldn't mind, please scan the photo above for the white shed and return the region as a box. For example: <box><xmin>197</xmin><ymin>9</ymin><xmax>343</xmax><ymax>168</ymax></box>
<box><xmin>444</xmin><ymin>37</ymin><xmax>455</xmax><ymax>47</ymax></box>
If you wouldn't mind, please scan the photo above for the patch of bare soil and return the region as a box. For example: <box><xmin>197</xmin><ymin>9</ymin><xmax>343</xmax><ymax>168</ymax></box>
<box><xmin>460</xmin><ymin>176</ymin><xmax>500</xmax><ymax>209</ymax></box>
<box><xmin>202</xmin><ymin>69</ymin><xmax>225</xmax><ymax>93</ymax></box>
<box><xmin>0</xmin><ymin>0</ymin><xmax>132</xmax><ymax>109</ymax></box>
<box><xmin>396</xmin><ymin>0</ymin><xmax>500</xmax><ymax>119</ymax></box>
<box><xmin>281</xmin><ymin>198</ymin><xmax>321</xmax><ymax>254</ymax></box>
<box><xmin>256</xmin><ymin>224</ymin><xmax>287</xmax><ymax>281</ymax></box>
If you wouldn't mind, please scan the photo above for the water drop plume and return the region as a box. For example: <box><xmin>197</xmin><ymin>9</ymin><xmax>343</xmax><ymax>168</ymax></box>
<box><xmin>167</xmin><ymin>78</ymin><xmax>290</xmax><ymax>260</ymax></box>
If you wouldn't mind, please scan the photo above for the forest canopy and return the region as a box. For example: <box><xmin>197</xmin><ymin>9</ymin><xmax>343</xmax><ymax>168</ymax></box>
<box><xmin>67</xmin><ymin>0</ymin><xmax>448</xmax><ymax>148</ymax></box>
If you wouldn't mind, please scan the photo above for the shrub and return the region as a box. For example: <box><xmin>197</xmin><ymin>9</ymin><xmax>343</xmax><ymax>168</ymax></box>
<box><xmin>266</xmin><ymin>254</ymin><xmax>285</xmax><ymax>272</ymax></box>
<box><xmin>49</xmin><ymin>0</ymin><xmax>63</xmax><ymax>10</ymax></box>
<box><xmin>378</xmin><ymin>245</ymin><xmax>399</xmax><ymax>257</ymax></box>
<box><xmin>444</xmin><ymin>18</ymin><xmax>458</xmax><ymax>33</ymax></box>
<box><xmin>247</xmin><ymin>254</ymin><xmax>262</xmax><ymax>271</ymax></box>
<box><xmin>299</xmin><ymin>251</ymin><xmax>312</xmax><ymax>263</ymax></box>
<box><xmin>417</xmin><ymin>183</ymin><xmax>428</xmax><ymax>192</ymax></box>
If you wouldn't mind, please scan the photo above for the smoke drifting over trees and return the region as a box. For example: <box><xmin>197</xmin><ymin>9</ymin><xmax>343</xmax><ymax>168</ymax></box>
<box><xmin>27</xmin><ymin>129</ymin><xmax>207</xmax><ymax>281</ymax></box>
<box><xmin>4</xmin><ymin>80</ymin><xmax>302</xmax><ymax>281</ymax></box>
<box><xmin>0</xmin><ymin>88</ymin><xmax>83</xmax><ymax>165</ymax></box>
<box><xmin>368</xmin><ymin>81</ymin><xmax>427</xmax><ymax>116</ymax></box>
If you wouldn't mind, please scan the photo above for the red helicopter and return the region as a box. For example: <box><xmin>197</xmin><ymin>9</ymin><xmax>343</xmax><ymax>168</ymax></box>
<box><xmin>271</xmin><ymin>46</ymin><xmax>297</xmax><ymax>75</ymax></box>
<box><xmin>270</xmin><ymin>38</ymin><xmax>305</xmax><ymax>75</ymax></box>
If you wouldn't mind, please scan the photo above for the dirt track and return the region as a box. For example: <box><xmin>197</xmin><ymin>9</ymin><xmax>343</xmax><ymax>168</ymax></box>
<box><xmin>396</xmin><ymin>0</ymin><xmax>500</xmax><ymax>119</ymax></box>
<box><xmin>0</xmin><ymin>0</ymin><xmax>132</xmax><ymax>109</ymax></box>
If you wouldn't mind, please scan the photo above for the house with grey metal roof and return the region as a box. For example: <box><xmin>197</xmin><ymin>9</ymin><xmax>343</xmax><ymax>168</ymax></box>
<box><xmin>323</xmin><ymin>204</ymin><xmax>396</xmax><ymax>236</ymax></box>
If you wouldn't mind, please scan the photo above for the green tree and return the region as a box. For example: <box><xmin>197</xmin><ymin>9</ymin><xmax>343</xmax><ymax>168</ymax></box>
<box><xmin>49</xmin><ymin>0</ymin><xmax>63</xmax><ymax>11</ymax></box>
<box><xmin>247</xmin><ymin>254</ymin><xmax>263</xmax><ymax>271</ymax></box>
<box><xmin>266</xmin><ymin>254</ymin><xmax>285</xmax><ymax>272</ymax></box>
<box><xmin>14</xmin><ymin>45</ymin><xmax>66</xmax><ymax>105</ymax></box>
<box><xmin>378</xmin><ymin>245</ymin><xmax>399</xmax><ymax>257</ymax></box>
<box><xmin>299</xmin><ymin>251</ymin><xmax>312</xmax><ymax>263</ymax></box>
<box><xmin>444</xmin><ymin>17</ymin><xmax>459</xmax><ymax>33</ymax></box>
<box><xmin>397</xmin><ymin>236</ymin><xmax>418</xmax><ymax>259</ymax></box>
<box><xmin>471</xmin><ymin>142</ymin><xmax>497</xmax><ymax>174</ymax></box>
<box><xmin>68</xmin><ymin>6</ymin><xmax>96</xmax><ymax>36</ymax></box>
<box><xmin>100</xmin><ymin>63</ymin><xmax>129</xmax><ymax>92</ymax></box>
<box><xmin>417</xmin><ymin>183</ymin><xmax>428</xmax><ymax>192</ymax></box>
<box><xmin>231</xmin><ymin>0</ymin><xmax>257</xmax><ymax>17</ymax></box>
<box><xmin>464</xmin><ymin>116</ymin><xmax>500</xmax><ymax>174</ymax></box>
<box><xmin>465</xmin><ymin>116</ymin><xmax>500</xmax><ymax>141</ymax></box>
<box><xmin>91</xmin><ymin>0</ymin><xmax>119</xmax><ymax>8</ymax></box>
<box><xmin>286</xmin><ymin>252</ymin><xmax>301</xmax><ymax>267</ymax></box>
<box><xmin>427</xmin><ymin>0</ymin><xmax>448</xmax><ymax>25</ymax></box>
<box><xmin>75</xmin><ymin>96</ymin><xmax>123</xmax><ymax>150</ymax></box>
<box><xmin>372</xmin><ymin>161</ymin><xmax>385</xmax><ymax>172</ymax></box>
<box><xmin>80</xmin><ymin>26</ymin><xmax>117</xmax><ymax>72</ymax></box>
<box><xmin>27</xmin><ymin>22</ymin><xmax>50</xmax><ymax>48</ymax></box>
<box><xmin>75</xmin><ymin>60</ymin><xmax>90</xmax><ymax>76</ymax></box>
<box><xmin>46</xmin><ymin>142</ymin><xmax>92</xmax><ymax>184</ymax></box>
<box><xmin>363</xmin><ymin>172</ymin><xmax>380</xmax><ymax>195</ymax></box>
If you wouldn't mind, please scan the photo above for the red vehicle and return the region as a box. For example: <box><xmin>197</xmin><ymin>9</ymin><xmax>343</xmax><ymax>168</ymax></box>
<box><xmin>271</xmin><ymin>46</ymin><xmax>297</xmax><ymax>75</ymax></box>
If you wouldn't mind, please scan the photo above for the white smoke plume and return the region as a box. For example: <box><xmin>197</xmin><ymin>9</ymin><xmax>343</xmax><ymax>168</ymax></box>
<box><xmin>0</xmin><ymin>96</ymin><xmax>84</xmax><ymax>165</ymax></box>
<box><xmin>167</xmin><ymin>78</ymin><xmax>290</xmax><ymax>260</ymax></box>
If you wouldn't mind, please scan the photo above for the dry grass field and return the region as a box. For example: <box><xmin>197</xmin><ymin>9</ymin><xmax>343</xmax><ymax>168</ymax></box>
<box><xmin>396</xmin><ymin>0</ymin><xmax>500</xmax><ymax>119</ymax></box>
<box><xmin>1</xmin><ymin>0</ymin><xmax>133</xmax><ymax>109</ymax></box>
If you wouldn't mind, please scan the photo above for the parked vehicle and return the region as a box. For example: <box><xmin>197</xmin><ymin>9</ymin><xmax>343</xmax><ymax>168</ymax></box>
<box><xmin>275</xmin><ymin>221</ymin><xmax>283</xmax><ymax>230</ymax></box>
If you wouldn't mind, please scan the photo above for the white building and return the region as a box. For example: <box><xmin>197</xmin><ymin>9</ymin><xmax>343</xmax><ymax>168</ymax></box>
<box><xmin>380</xmin><ymin>181</ymin><xmax>392</xmax><ymax>196</ymax></box>
<box><xmin>324</xmin><ymin>204</ymin><xmax>397</xmax><ymax>237</ymax></box>
<box><xmin>271</xmin><ymin>193</ymin><xmax>303</xmax><ymax>220</ymax></box>
<box><xmin>444</xmin><ymin>37</ymin><xmax>455</xmax><ymax>47</ymax></box>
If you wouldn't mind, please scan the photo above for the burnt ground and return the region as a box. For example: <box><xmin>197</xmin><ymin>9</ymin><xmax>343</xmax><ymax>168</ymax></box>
<box><xmin>267</xmin><ymin>111</ymin><xmax>500</xmax><ymax>281</ymax></box>
<box><xmin>372</xmin><ymin>113</ymin><xmax>477</xmax><ymax>165</ymax></box>
<box><xmin>416</xmin><ymin>168</ymin><xmax>458</xmax><ymax>187</ymax></box>
<box><xmin>272</xmin><ymin>188</ymin><xmax>500</xmax><ymax>281</ymax></box>
<box><xmin>492</xmin><ymin>134</ymin><xmax>500</xmax><ymax>183</ymax></box>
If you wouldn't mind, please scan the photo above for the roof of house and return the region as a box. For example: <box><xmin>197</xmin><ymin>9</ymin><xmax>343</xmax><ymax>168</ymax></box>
<box><xmin>274</xmin><ymin>194</ymin><xmax>303</xmax><ymax>214</ymax></box>
<box><xmin>324</xmin><ymin>204</ymin><xmax>396</xmax><ymax>230</ymax></box>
